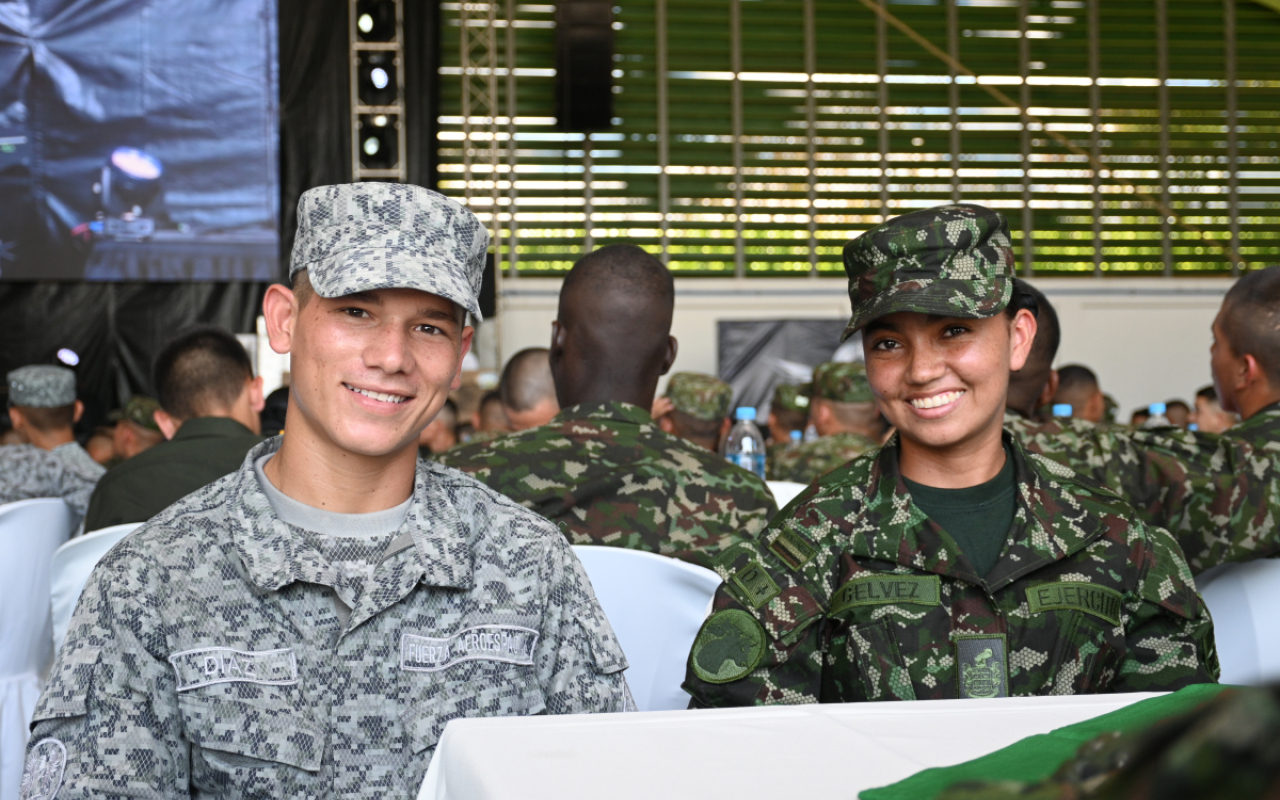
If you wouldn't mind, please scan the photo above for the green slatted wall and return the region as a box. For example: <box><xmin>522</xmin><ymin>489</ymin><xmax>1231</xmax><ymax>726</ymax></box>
<box><xmin>437</xmin><ymin>0</ymin><xmax>1280</xmax><ymax>275</ymax></box>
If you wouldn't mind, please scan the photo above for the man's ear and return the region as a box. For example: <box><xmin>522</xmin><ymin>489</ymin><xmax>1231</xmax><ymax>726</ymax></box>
<box><xmin>659</xmin><ymin>336</ymin><xmax>679</xmax><ymax>376</ymax></box>
<box><xmin>72</xmin><ymin>399</ymin><xmax>84</xmax><ymax>424</ymax></box>
<box><xmin>810</xmin><ymin>398</ymin><xmax>832</xmax><ymax>431</ymax></box>
<box><xmin>262</xmin><ymin>284</ymin><xmax>299</xmax><ymax>356</ymax></box>
<box><xmin>657</xmin><ymin>414</ymin><xmax>676</xmax><ymax>434</ymax></box>
<box><xmin>719</xmin><ymin>416</ymin><xmax>732</xmax><ymax>442</ymax></box>
<box><xmin>8</xmin><ymin>406</ymin><xmax>24</xmax><ymax>434</ymax></box>
<box><xmin>451</xmin><ymin>327</ymin><xmax>475</xmax><ymax>392</ymax></box>
<box><xmin>248</xmin><ymin>375</ymin><xmax>266</xmax><ymax>413</ymax></box>
<box><xmin>1242</xmin><ymin>354</ymin><xmax>1267</xmax><ymax>393</ymax></box>
<box><xmin>154</xmin><ymin>409</ymin><xmax>181</xmax><ymax>441</ymax></box>
<box><xmin>1034</xmin><ymin>369</ymin><xmax>1060</xmax><ymax>412</ymax></box>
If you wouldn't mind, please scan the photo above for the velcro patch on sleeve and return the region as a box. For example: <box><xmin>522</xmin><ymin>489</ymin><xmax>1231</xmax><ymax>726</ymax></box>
<box><xmin>169</xmin><ymin>647</ymin><xmax>298</xmax><ymax>692</ymax></box>
<box><xmin>401</xmin><ymin>625</ymin><xmax>540</xmax><ymax>672</ymax></box>
<box><xmin>1025</xmin><ymin>581</ymin><xmax>1123</xmax><ymax>626</ymax></box>
<box><xmin>730</xmin><ymin>562</ymin><xmax>782</xmax><ymax>609</ymax></box>
<box><xmin>690</xmin><ymin>609</ymin><xmax>766</xmax><ymax>684</ymax></box>
<box><xmin>768</xmin><ymin>527</ymin><xmax>817</xmax><ymax>571</ymax></box>
<box><xmin>830</xmin><ymin>574</ymin><xmax>941</xmax><ymax>615</ymax></box>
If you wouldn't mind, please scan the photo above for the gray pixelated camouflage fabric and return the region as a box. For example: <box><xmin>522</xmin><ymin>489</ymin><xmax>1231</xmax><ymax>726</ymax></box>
<box><xmin>291</xmin><ymin>183</ymin><xmax>489</xmax><ymax>321</ymax></box>
<box><xmin>841</xmin><ymin>203</ymin><xmax>1015</xmax><ymax>340</ymax></box>
<box><xmin>683</xmin><ymin>432</ymin><xmax>1217</xmax><ymax>708</ymax></box>
<box><xmin>0</xmin><ymin>443</ymin><xmax>104</xmax><ymax>516</ymax></box>
<box><xmin>25</xmin><ymin>438</ymin><xmax>632</xmax><ymax>799</ymax></box>
<box><xmin>7</xmin><ymin>365</ymin><xmax>76</xmax><ymax>407</ymax></box>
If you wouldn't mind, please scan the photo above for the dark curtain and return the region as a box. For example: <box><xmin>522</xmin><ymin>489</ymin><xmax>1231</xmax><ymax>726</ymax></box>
<box><xmin>0</xmin><ymin>0</ymin><xmax>441</xmax><ymax>435</ymax></box>
<box><xmin>717</xmin><ymin>319</ymin><xmax>851</xmax><ymax>415</ymax></box>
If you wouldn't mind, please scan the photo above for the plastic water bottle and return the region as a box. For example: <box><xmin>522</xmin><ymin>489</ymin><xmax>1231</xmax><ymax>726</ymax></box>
<box><xmin>1143</xmin><ymin>402</ymin><xmax>1171</xmax><ymax>429</ymax></box>
<box><xmin>788</xmin><ymin>429</ymin><xmax>803</xmax><ymax>450</ymax></box>
<box><xmin>724</xmin><ymin>407</ymin><xmax>767</xmax><ymax>479</ymax></box>
<box><xmin>1052</xmin><ymin>403</ymin><xmax>1072</xmax><ymax>418</ymax></box>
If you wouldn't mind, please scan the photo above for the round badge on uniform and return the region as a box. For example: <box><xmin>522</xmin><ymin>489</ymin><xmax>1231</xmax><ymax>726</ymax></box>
<box><xmin>21</xmin><ymin>738</ymin><xmax>67</xmax><ymax>800</ymax></box>
<box><xmin>690</xmin><ymin>609</ymin><xmax>766</xmax><ymax>684</ymax></box>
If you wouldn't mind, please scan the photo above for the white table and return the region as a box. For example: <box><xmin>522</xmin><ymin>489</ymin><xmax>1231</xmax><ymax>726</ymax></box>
<box><xmin>419</xmin><ymin>692</ymin><xmax>1161</xmax><ymax>800</ymax></box>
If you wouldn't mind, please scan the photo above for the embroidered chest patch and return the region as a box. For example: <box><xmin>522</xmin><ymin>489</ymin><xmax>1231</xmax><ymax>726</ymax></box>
<box><xmin>401</xmin><ymin>625</ymin><xmax>540</xmax><ymax>672</ymax></box>
<box><xmin>955</xmin><ymin>635</ymin><xmax>1008</xmax><ymax>699</ymax></box>
<box><xmin>21</xmin><ymin>739</ymin><xmax>67</xmax><ymax>800</ymax></box>
<box><xmin>1026</xmin><ymin>581</ymin><xmax>1123</xmax><ymax>626</ymax></box>
<box><xmin>169</xmin><ymin>647</ymin><xmax>298</xmax><ymax>692</ymax></box>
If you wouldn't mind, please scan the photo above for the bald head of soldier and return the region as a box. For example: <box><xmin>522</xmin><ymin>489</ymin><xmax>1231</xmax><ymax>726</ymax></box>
<box><xmin>1212</xmin><ymin>265</ymin><xmax>1280</xmax><ymax>420</ymax></box>
<box><xmin>1005</xmin><ymin>279</ymin><xmax>1062</xmax><ymax>419</ymax></box>
<box><xmin>500</xmin><ymin>348</ymin><xmax>559</xmax><ymax>431</ymax></box>
<box><xmin>550</xmin><ymin>244</ymin><xmax>678</xmax><ymax>409</ymax></box>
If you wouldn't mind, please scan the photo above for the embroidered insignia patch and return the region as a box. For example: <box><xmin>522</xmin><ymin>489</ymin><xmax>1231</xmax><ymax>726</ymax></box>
<box><xmin>731</xmin><ymin>562</ymin><xmax>781</xmax><ymax>608</ymax></box>
<box><xmin>769</xmin><ymin>527</ymin><xmax>817</xmax><ymax>571</ymax></box>
<box><xmin>401</xmin><ymin>625</ymin><xmax>540</xmax><ymax>672</ymax></box>
<box><xmin>955</xmin><ymin>635</ymin><xmax>1008</xmax><ymax>699</ymax></box>
<box><xmin>690</xmin><ymin>609</ymin><xmax>766</xmax><ymax>684</ymax></box>
<box><xmin>830</xmin><ymin>574</ymin><xmax>941</xmax><ymax>615</ymax></box>
<box><xmin>168</xmin><ymin>647</ymin><xmax>298</xmax><ymax>692</ymax></box>
<box><xmin>21</xmin><ymin>739</ymin><xmax>66</xmax><ymax>800</ymax></box>
<box><xmin>1026</xmin><ymin>581</ymin><xmax>1123</xmax><ymax>626</ymax></box>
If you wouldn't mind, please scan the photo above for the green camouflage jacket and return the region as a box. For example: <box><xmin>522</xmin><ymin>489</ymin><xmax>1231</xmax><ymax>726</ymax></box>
<box><xmin>1227</xmin><ymin>401</ymin><xmax>1280</xmax><ymax>450</ymax></box>
<box><xmin>436</xmin><ymin>401</ymin><xmax>777</xmax><ymax>567</ymax></box>
<box><xmin>769</xmin><ymin>431</ymin><xmax>879</xmax><ymax>484</ymax></box>
<box><xmin>1005</xmin><ymin>410</ymin><xmax>1280</xmax><ymax>573</ymax></box>
<box><xmin>683</xmin><ymin>433</ymin><xmax>1217</xmax><ymax>707</ymax></box>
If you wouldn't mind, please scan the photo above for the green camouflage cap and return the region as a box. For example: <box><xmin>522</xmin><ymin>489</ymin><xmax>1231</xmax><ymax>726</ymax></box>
<box><xmin>7</xmin><ymin>365</ymin><xmax>76</xmax><ymax>407</ymax></box>
<box><xmin>771</xmin><ymin>382</ymin><xmax>811</xmax><ymax>414</ymax></box>
<box><xmin>109</xmin><ymin>396</ymin><xmax>161</xmax><ymax>431</ymax></box>
<box><xmin>812</xmin><ymin>361</ymin><xmax>873</xmax><ymax>403</ymax></box>
<box><xmin>840</xmin><ymin>203</ymin><xmax>1015</xmax><ymax>340</ymax></box>
<box><xmin>666</xmin><ymin>372</ymin><xmax>733</xmax><ymax>421</ymax></box>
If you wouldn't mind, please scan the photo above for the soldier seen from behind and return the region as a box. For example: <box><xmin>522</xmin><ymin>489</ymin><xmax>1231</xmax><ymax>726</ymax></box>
<box><xmin>1211</xmin><ymin>265</ymin><xmax>1280</xmax><ymax>447</ymax></box>
<box><xmin>499</xmin><ymin>347</ymin><xmax>560</xmax><ymax>431</ymax></box>
<box><xmin>653</xmin><ymin>371</ymin><xmax>733</xmax><ymax>451</ymax></box>
<box><xmin>108</xmin><ymin>395</ymin><xmax>165</xmax><ymax>463</ymax></box>
<box><xmin>769</xmin><ymin>362</ymin><xmax>881</xmax><ymax>484</ymax></box>
<box><xmin>439</xmin><ymin>243</ymin><xmax>777</xmax><ymax>567</ymax></box>
<box><xmin>764</xmin><ymin>382</ymin><xmax>810</xmax><ymax>476</ymax></box>
<box><xmin>683</xmin><ymin>204</ymin><xmax>1217</xmax><ymax>708</ymax></box>
<box><xmin>1052</xmin><ymin>364</ymin><xmax>1106</xmax><ymax>423</ymax></box>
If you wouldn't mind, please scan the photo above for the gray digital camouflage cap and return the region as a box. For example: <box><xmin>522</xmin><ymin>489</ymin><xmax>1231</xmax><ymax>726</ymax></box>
<box><xmin>290</xmin><ymin>183</ymin><xmax>489</xmax><ymax>321</ymax></box>
<box><xmin>840</xmin><ymin>203</ymin><xmax>1015</xmax><ymax>341</ymax></box>
<box><xmin>7</xmin><ymin>365</ymin><xmax>76</xmax><ymax>407</ymax></box>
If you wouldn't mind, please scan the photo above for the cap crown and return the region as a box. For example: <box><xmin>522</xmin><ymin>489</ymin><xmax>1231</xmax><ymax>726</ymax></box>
<box><xmin>113</xmin><ymin>396</ymin><xmax>161</xmax><ymax>431</ymax></box>
<box><xmin>667</xmin><ymin>372</ymin><xmax>733</xmax><ymax>421</ymax></box>
<box><xmin>7</xmin><ymin>365</ymin><xmax>76</xmax><ymax>407</ymax></box>
<box><xmin>771</xmin><ymin>382</ymin><xmax>811</xmax><ymax>414</ymax></box>
<box><xmin>291</xmin><ymin>183</ymin><xmax>489</xmax><ymax>320</ymax></box>
<box><xmin>813</xmin><ymin>362</ymin><xmax>874</xmax><ymax>404</ymax></box>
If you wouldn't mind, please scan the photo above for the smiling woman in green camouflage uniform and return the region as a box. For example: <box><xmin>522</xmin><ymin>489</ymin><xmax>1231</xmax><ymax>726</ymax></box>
<box><xmin>683</xmin><ymin>203</ymin><xmax>1217</xmax><ymax>707</ymax></box>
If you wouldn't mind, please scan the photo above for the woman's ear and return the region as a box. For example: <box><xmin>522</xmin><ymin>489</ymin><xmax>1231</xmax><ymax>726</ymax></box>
<box><xmin>1008</xmin><ymin>308</ymin><xmax>1038</xmax><ymax>372</ymax></box>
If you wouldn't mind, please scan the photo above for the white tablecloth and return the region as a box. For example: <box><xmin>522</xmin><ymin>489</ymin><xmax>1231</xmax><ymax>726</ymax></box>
<box><xmin>419</xmin><ymin>692</ymin><xmax>1161</xmax><ymax>800</ymax></box>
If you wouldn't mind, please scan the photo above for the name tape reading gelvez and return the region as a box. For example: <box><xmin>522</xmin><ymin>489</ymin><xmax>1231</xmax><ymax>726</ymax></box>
<box><xmin>830</xmin><ymin>574</ymin><xmax>941</xmax><ymax>614</ymax></box>
<box><xmin>402</xmin><ymin>624</ymin><xmax>540</xmax><ymax>672</ymax></box>
<box><xmin>1026</xmin><ymin>581</ymin><xmax>1123</xmax><ymax>625</ymax></box>
<box><xmin>169</xmin><ymin>647</ymin><xmax>298</xmax><ymax>692</ymax></box>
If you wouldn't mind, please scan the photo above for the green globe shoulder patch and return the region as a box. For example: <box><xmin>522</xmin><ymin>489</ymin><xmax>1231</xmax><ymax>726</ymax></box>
<box><xmin>690</xmin><ymin>609</ymin><xmax>766</xmax><ymax>684</ymax></box>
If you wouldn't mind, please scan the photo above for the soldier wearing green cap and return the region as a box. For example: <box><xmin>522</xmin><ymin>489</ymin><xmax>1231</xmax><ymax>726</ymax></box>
<box><xmin>107</xmin><ymin>395</ymin><xmax>165</xmax><ymax>465</ymax></box>
<box><xmin>0</xmin><ymin>364</ymin><xmax>104</xmax><ymax>516</ymax></box>
<box><xmin>683</xmin><ymin>204</ymin><xmax>1216</xmax><ymax>709</ymax></box>
<box><xmin>764</xmin><ymin>382</ymin><xmax>810</xmax><ymax>477</ymax></box>
<box><xmin>770</xmin><ymin>362</ymin><xmax>881</xmax><ymax>484</ymax></box>
<box><xmin>655</xmin><ymin>372</ymin><xmax>734</xmax><ymax>451</ymax></box>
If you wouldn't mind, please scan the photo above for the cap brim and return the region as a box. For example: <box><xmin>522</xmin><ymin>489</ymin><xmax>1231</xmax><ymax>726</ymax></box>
<box><xmin>840</xmin><ymin>276</ymin><xmax>1011</xmax><ymax>342</ymax></box>
<box><xmin>303</xmin><ymin>247</ymin><xmax>484</xmax><ymax>323</ymax></box>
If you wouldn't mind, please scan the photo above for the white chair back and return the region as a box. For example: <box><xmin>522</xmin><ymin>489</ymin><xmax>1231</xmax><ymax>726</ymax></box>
<box><xmin>571</xmin><ymin>546</ymin><xmax>721</xmax><ymax>712</ymax></box>
<box><xmin>767</xmin><ymin>480</ymin><xmax>807</xmax><ymax>509</ymax></box>
<box><xmin>0</xmin><ymin>498</ymin><xmax>76</xmax><ymax>800</ymax></box>
<box><xmin>1197</xmin><ymin>560</ymin><xmax>1280</xmax><ymax>685</ymax></box>
<box><xmin>50</xmin><ymin>523</ymin><xmax>141</xmax><ymax>654</ymax></box>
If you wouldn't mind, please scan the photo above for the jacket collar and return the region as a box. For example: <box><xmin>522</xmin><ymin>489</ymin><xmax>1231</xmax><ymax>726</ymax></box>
<box><xmin>172</xmin><ymin>416</ymin><xmax>258</xmax><ymax>442</ymax></box>
<box><xmin>555</xmin><ymin>400</ymin><xmax>653</xmax><ymax>427</ymax></box>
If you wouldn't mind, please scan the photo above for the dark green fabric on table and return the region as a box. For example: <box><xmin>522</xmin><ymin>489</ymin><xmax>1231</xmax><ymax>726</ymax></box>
<box><xmin>859</xmin><ymin>683</ymin><xmax>1229</xmax><ymax>800</ymax></box>
<box><xmin>903</xmin><ymin>448</ymin><xmax>1016</xmax><ymax>578</ymax></box>
<box><xmin>82</xmin><ymin>417</ymin><xmax>264</xmax><ymax>532</ymax></box>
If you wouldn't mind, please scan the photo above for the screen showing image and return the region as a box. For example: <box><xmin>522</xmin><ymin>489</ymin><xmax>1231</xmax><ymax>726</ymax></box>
<box><xmin>0</xmin><ymin>0</ymin><xmax>279</xmax><ymax>281</ymax></box>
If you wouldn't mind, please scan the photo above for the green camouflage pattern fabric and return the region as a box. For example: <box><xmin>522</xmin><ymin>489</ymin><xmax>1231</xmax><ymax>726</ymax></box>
<box><xmin>666</xmin><ymin>372</ymin><xmax>733</xmax><ymax>421</ymax></box>
<box><xmin>841</xmin><ymin>203</ymin><xmax>1015</xmax><ymax>340</ymax></box>
<box><xmin>7</xmin><ymin>364</ymin><xmax>76</xmax><ymax>407</ymax></box>
<box><xmin>938</xmin><ymin>686</ymin><xmax>1279</xmax><ymax>800</ymax></box>
<box><xmin>291</xmin><ymin>183</ymin><xmax>488</xmax><ymax>321</ymax></box>
<box><xmin>436</xmin><ymin>401</ymin><xmax>778</xmax><ymax>567</ymax></box>
<box><xmin>109</xmin><ymin>395</ymin><xmax>161</xmax><ymax>431</ymax></box>
<box><xmin>1005</xmin><ymin>409</ymin><xmax>1280</xmax><ymax>573</ymax></box>
<box><xmin>772</xmin><ymin>382</ymin><xmax>811</xmax><ymax>414</ymax></box>
<box><xmin>0</xmin><ymin>442</ymin><xmax>104</xmax><ymax>516</ymax></box>
<box><xmin>24</xmin><ymin>438</ymin><xmax>632</xmax><ymax>799</ymax></box>
<box><xmin>683</xmin><ymin>432</ymin><xmax>1217</xmax><ymax>708</ymax></box>
<box><xmin>1226</xmin><ymin>400</ymin><xmax>1280</xmax><ymax>451</ymax></box>
<box><xmin>769</xmin><ymin>431</ymin><xmax>878</xmax><ymax>484</ymax></box>
<box><xmin>812</xmin><ymin>361</ymin><xmax>874</xmax><ymax>403</ymax></box>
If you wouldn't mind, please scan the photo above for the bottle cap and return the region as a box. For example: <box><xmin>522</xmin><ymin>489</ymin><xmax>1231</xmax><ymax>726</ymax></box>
<box><xmin>1149</xmin><ymin>402</ymin><xmax>1167</xmax><ymax>415</ymax></box>
<box><xmin>1052</xmin><ymin>403</ymin><xmax>1072</xmax><ymax>417</ymax></box>
<box><xmin>734</xmin><ymin>407</ymin><xmax>757</xmax><ymax>421</ymax></box>
<box><xmin>1189</xmin><ymin>423</ymin><xmax>1199</xmax><ymax>431</ymax></box>
<box><xmin>789</xmin><ymin>430</ymin><xmax>803</xmax><ymax>442</ymax></box>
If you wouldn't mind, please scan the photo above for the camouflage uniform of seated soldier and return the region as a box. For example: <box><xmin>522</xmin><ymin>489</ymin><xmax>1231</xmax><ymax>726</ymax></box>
<box><xmin>765</xmin><ymin>382</ymin><xmax>810</xmax><ymax>478</ymax></box>
<box><xmin>683</xmin><ymin>204</ymin><xmax>1218</xmax><ymax>708</ymax></box>
<box><xmin>770</xmin><ymin>362</ymin><xmax>880</xmax><ymax>485</ymax></box>
<box><xmin>655</xmin><ymin>372</ymin><xmax>734</xmax><ymax>452</ymax></box>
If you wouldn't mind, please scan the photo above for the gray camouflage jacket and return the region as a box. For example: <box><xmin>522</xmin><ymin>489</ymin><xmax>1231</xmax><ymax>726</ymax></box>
<box><xmin>23</xmin><ymin>439</ymin><xmax>632</xmax><ymax>799</ymax></box>
<box><xmin>0</xmin><ymin>441</ymin><xmax>104</xmax><ymax>517</ymax></box>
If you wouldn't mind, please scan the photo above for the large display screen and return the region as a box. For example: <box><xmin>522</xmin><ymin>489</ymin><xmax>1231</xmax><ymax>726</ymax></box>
<box><xmin>0</xmin><ymin>0</ymin><xmax>279</xmax><ymax>281</ymax></box>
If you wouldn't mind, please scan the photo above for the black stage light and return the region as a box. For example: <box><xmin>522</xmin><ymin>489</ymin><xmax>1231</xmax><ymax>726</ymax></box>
<box><xmin>357</xmin><ymin>51</ymin><xmax>399</xmax><ymax>107</ymax></box>
<box><xmin>93</xmin><ymin>146</ymin><xmax>164</xmax><ymax>241</ymax></box>
<box><xmin>359</xmin><ymin>114</ymin><xmax>399</xmax><ymax>170</ymax></box>
<box><xmin>355</xmin><ymin>0</ymin><xmax>397</xmax><ymax>42</ymax></box>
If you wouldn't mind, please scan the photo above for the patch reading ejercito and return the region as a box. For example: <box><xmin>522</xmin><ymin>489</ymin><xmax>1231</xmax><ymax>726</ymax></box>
<box><xmin>1026</xmin><ymin>581</ymin><xmax>1123</xmax><ymax>626</ymax></box>
<box><xmin>401</xmin><ymin>624</ymin><xmax>539</xmax><ymax>672</ymax></box>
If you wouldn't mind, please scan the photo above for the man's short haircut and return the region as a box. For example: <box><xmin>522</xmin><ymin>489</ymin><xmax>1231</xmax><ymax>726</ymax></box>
<box><xmin>772</xmin><ymin>407</ymin><xmax>807</xmax><ymax>433</ymax></box>
<box><xmin>1056</xmin><ymin>364</ymin><xmax>1099</xmax><ymax>394</ymax></box>
<box><xmin>671</xmin><ymin>409</ymin><xmax>722</xmax><ymax>441</ymax></box>
<box><xmin>1221</xmin><ymin>266</ymin><xmax>1280</xmax><ymax>385</ymax></box>
<box><xmin>561</xmin><ymin>244</ymin><xmax>674</xmax><ymax>310</ymax></box>
<box><xmin>15</xmin><ymin>404</ymin><xmax>75</xmax><ymax>433</ymax></box>
<box><xmin>436</xmin><ymin>397</ymin><xmax>458</xmax><ymax>427</ymax></box>
<box><xmin>477</xmin><ymin>389</ymin><xmax>506</xmax><ymax>427</ymax></box>
<box><xmin>154</xmin><ymin>326</ymin><xmax>255</xmax><ymax>421</ymax></box>
<box><xmin>1197</xmin><ymin>385</ymin><xmax>1218</xmax><ymax>402</ymax></box>
<box><xmin>500</xmin><ymin>348</ymin><xmax>556</xmax><ymax>413</ymax></box>
<box><xmin>1166</xmin><ymin>399</ymin><xmax>1191</xmax><ymax>415</ymax></box>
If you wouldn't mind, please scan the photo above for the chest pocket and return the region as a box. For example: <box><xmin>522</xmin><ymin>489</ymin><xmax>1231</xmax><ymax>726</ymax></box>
<box><xmin>401</xmin><ymin>663</ymin><xmax>546</xmax><ymax>755</ymax></box>
<box><xmin>1039</xmin><ymin>610</ymin><xmax>1124</xmax><ymax>694</ymax></box>
<box><xmin>178</xmin><ymin>687</ymin><xmax>325</xmax><ymax>776</ymax></box>
<box><xmin>844</xmin><ymin>618</ymin><xmax>918</xmax><ymax>702</ymax></box>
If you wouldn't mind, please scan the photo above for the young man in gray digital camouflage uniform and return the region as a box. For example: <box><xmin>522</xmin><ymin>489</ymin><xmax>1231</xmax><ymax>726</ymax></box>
<box><xmin>22</xmin><ymin>184</ymin><xmax>633</xmax><ymax>800</ymax></box>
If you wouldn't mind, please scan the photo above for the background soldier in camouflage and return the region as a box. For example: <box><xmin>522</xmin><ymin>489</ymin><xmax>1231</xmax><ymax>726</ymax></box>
<box><xmin>1210</xmin><ymin>265</ymin><xmax>1280</xmax><ymax>448</ymax></box>
<box><xmin>439</xmin><ymin>244</ymin><xmax>776</xmax><ymax>568</ymax></box>
<box><xmin>24</xmin><ymin>183</ymin><xmax>632</xmax><ymax>800</ymax></box>
<box><xmin>684</xmin><ymin>204</ymin><xmax>1216</xmax><ymax>709</ymax></box>
<box><xmin>653</xmin><ymin>371</ymin><xmax>733</xmax><ymax>451</ymax></box>
<box><xmin>1</xmin><ymin>364</ymin><xmax>104</xmax><ymax>517</ymax></box>
<box><xmin>765</xmin><ymin>381</ymin><xmax>810</xmax><ymax>475</ymax></box>
<box><xmin>107</xmin><ymin>395</ymin><xmax>165</xmax><ymax>463</ymax></box>
<box><xmin>770</xmin><ymin>361</ymin><xmax>880</xmax><ymax>484</ymax></box>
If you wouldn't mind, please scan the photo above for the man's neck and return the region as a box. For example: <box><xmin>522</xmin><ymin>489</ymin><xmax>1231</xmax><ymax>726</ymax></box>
<box><xmin>264</xmin><ymin>427</ymin><xmax>417</xmax><ymax>514</ymax></box>
<box><xmin>1238</xmin><ymin>386</ymin><xmax>1280</xmax><ymax>421</ymax></box>
<box><xmin>898</xmin><ymin>416</ymin><xmax>1007</xmax><ymax>489</ymax></box>
<box><xmin>25</xmin><ymin>428</ymin><xmax>75</xmax><ymax>451</ymax></box>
